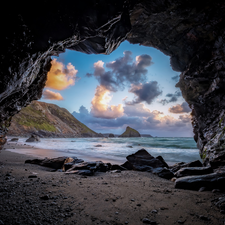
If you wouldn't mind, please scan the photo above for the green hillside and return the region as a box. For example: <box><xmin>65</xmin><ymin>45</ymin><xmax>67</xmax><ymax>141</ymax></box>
<box><xmin>8</xmin><ymin>101</ymin><xmax>98</xmax><ymax>137</ymax></box>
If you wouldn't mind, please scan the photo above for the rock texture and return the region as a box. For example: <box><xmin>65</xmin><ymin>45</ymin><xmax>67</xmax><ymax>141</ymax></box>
<box><xmin>7</xmin><ymin>101</ymin><xmax>99</xmax><ymax>137</ymax></box>
<box><xmin>119</xmin><ymin>126</ymin><xmax>141</xmax><ymax>137</ymax></box>
<box><xmin>1</xmin><ymin>0</ymin><xmax>225</xmax><ymax>167</ymax></box>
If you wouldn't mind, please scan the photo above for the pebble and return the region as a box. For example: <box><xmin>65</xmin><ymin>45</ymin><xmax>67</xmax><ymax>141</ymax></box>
<box><xmin>199</xmin><ymin>215</ymin><xmax>210</xmax><ymax>221</ymax></box>
<box><xmin>198</xmin><ymin>187</ymin><xmax>207</xmax><ymax>192</ymax></box>
<box><xmin>142</xmin><ymin>218</ymin><xmax>157</xmax><ymax>224</ymax></box>
<box><xmin>28</xmin><ymin>175</ymin><xmax>37</xmax><ymax>178</ymax></box>
<box><xmin>151</xmin><ymin>210</ymin><xmax>158</xmax><ymax>214</ymax></box>
<box><xmin>40</xmin><ymin>195</ymin><xmax>50</xmax><ymax>200</ymax></box>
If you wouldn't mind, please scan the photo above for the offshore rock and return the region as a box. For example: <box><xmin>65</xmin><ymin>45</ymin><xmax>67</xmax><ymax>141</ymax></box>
<box><xmin>25</xmin><ymin>134</ymin><xmax>40</xmax><ymax>142</ymax></box>
<box><xmin>119</xmin><ymin>126</ymin><xmax>141</xmax><ymax>137</ymax></box>
<box><xmin>1</xmin><ymin>0</ymin><xmax>225</xmax><ymax>168</ymax></box>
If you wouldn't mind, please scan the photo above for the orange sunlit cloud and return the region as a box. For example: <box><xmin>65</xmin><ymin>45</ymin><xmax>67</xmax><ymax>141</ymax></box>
<box><xmin>91</xmin><ymin>85</ymin><xmax>124</xmax><ymax>119</ymax></box>
<box><xmin>45</xmin><ymin>59</ymin><xmax>78</xmax><ymax>90</ymax></box>
<box><xmin>42</xmin><ymin>89</ymin><xmax>64</xmax><ymax>100</ymax></box>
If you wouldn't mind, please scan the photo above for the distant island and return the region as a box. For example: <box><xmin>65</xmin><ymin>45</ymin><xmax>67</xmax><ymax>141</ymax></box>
<box><xmin>119</xmin><ymin>126</ymin><xmax>141</xmax><ymax>137</ymax></box>
<box><xmin>141</xmin><ymin>134</ymin><xmax>153</xmax><ymax>137</ymax></box>
<box><xmin>8</xmin><ymin>101</ymin><xmax>101</xmax><ymax>138</ymax></box>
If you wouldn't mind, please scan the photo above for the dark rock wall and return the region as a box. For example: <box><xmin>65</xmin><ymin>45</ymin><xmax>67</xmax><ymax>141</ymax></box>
<box><xmin>1</xmin><ymin>0</ymin><xmax>225</xmax><ymax>168</ymax></box>
<box><xmin>127</xmin><ymin>0</ymin><xmax>225</xmax><ymax>167</ymax></box>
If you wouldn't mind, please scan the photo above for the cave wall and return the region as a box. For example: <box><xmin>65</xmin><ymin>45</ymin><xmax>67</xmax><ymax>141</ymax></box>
<box><xmin>1</xmin><ymin>0</ymin><xmax>225</xmax><ymax>167</ymax></box>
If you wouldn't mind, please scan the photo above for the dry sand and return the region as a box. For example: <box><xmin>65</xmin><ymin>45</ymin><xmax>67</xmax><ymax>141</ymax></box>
<box><xmin>0</xmin><ymin>143</ymin><xmax>224</xmax><ymax>225</ymax></box>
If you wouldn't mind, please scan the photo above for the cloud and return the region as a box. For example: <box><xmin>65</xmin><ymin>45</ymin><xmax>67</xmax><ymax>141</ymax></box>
<box><xmin>87</xmin><ymin>51</ymin><xmax>154</xmax><ymax>92</ymax></box>
<box><xmin>72</xmin><ymin>103</ymin><xmax>193</xmax><ymax>136</ymax></box>
<box><xmin>171</xmin><ymin>75</ymin><xmax>179</xmax><ymax>82</ymax></box>
<box><xmin>159</xmin><ymin>91</ymin><xmax>182</xmax><ymax>105</ymax></box>
<box><xmin>169</xmin><ymin>102</ymin><xmax>191</xmax><ymax>114</ymax></box>
<box><xmin>42</xmin><ymin>89</ymin><xmax>63</xmax><ymax>100</ymax></box>
<box><xmin>90</xmin><ymin>85</ymin><xmax>124</xmax><ymax>119</ymax></box>
<box><xmin>126</xmin><ymin>81</ymin><xmax>162</xmax><ymax>105</ymax></box>
<box><xmin>45</xmin><ymin>58</ymin><xmax>78</xmax><ymax>90</ymax></box>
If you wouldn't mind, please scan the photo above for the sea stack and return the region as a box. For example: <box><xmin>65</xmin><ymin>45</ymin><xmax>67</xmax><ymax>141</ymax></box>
<box><xmin>119</xmin><ymin>126</ymin><xmax>141</xmax><ymax>138</ymax></box>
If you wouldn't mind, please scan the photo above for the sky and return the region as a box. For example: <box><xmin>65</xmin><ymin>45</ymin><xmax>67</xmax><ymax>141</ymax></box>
<box><xmin>41</xmin><ymin>41</ymin><xmax>193</xmax><ymax>137</ymax></box>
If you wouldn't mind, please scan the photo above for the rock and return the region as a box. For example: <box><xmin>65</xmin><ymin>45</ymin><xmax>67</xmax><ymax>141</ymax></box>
<box><xmin>111</xmin><ymin>170</ymin><xmax>121</xmax><ymax>173</ymax></box>
<box><xmin>1</xmin><ymin>0</ymin><xmax>225</xmax><ymax>168</ymax></box>
<box><xmin>152</xmin><ymin>168</ymin><xmax>174</xmax><ymax>180</ymax></box>
<box><xmin>175</xmin><ymin>167</ymin><xmax>213</xmax><ymax>178</ymax></box>
<box><xmin>127</xmin><ymin>145</ymin><xmax>133</xmax><ymax>148</ymax></box>
<box><xmin>25</xmin><ymin>156</ymin><xmax>68</xmax><ymax>169</ymax></box>
<box><xmin>199</xmin><ymin>215</ymin><xmax>210</xmax><ymax>221</ymax></box>
<box><xmin>62</xmin><ymin>157</ymin><xmax>75</xmax><ymax>171</ymax></box>
<box><xmin>10</xmin><ymin>138</ymin><xmax>19</xmax><ymax>142</ymax></box>
<box><xmin>28</xmin><ymin>175</ymin><xmax>37</xmax><ymax>178</ymax></box>
<box><xmin>25</xmin><ymin>134</ymin><xmax>40</xmax><ymax>142</ymax></box>
<box><xmin>65</xmin><ymin>161</ymin><xmax>110</xmax><ymax>175</ymax></box>
<box><xmin>212</xmin><ymin>196</ymin><xmax>225</xmax><ymax>211</ymax></box>
<box><xmin>126</xmin><ymin>149</ymin><xmax>166</xmax><ymax>170</ymax></box>
<box><xmin>142</xmin><ymin>218</ymin><xmax>157</xmax><ymax>224</ymax></box>
<box><xmin>119</xmin><ymin>126</ymin><xmax>141</xmax><ymax>137</ymax></box>
<box><xmin>170</xmin><ymin>160</ymin><xmax>203</xmax><ymax>173</ymax></box>
<box><xmin>121</xmin><ymin>161</ymin><xmax>133</xmax><ymax>170</ymax></box>
<box><xmin>40</xmin><ymin>195</ymin><xmax>50</xmax><ymax>200</ymax></box>
<box><xmin>94</xmin><ymin>145</ymin><xmax>102</xmax><ymax>147</ymax></box>
<box><xmin>110</xmin><ymin>164</ymin><xmax>126</xmax><ymax>171</ymax></box>
<box><xmin>108</xmin><ymin>133</ymin><xmax>115</xmax><ymax>137</ymax></box>
<box><xmin>175</xmin><ymin>173</ymin><xmax>225</xmax><ymax>190</ymax></box>
<box><xmin>156</xmin><ymin>156</ymin><xmax>169</xmax><ymax>168</ymax></box>
<box><xmin>198</xmin><ymin>187</ymin><xmax>207</xmax><ymax>192</ymax></box>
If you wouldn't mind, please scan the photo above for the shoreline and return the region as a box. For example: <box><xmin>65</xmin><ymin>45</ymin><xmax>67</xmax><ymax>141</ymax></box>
<box><xmin>5</xmin><ymin>137</ymin><xmax>198</xmax><ymax>166</ymax></box>
<box><xmin>0</xmin><ymin>143</ymin><xmax>224</xmax><ymax>224</ymax></box>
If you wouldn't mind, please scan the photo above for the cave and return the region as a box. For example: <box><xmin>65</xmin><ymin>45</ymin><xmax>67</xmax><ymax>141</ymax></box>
<box><xmin>1</xmin><ymin>0</ymin><xmax>225</xmax><ymax>169</ymax></box>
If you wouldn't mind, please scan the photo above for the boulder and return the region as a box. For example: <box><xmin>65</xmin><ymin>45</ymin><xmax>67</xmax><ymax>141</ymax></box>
<box><xmin>63</xmin><ymin>158</ymin><xmax>84</xmax><ymax>171</ymax></box>
<box><xmin>126</xmin><ymin>149</ymin><xmax>174</xmax><ymax>179</ymax></box>
<box><xmin>175</xmin><ymin>167</ymin><xmax>214</xmax><ymax>178</ymax></box>
<box><xmin>126</xmin><ymin>149</ymin><xmax>166</xmax><ymax>170</ymax></box>
<box><xmin>26</xmin><ymin>134</ymin><xmax>40</xmax><ymax>142</ymax></box>
<box><xmin>121</xmin><ymin>161</ymin><xmax>134</xmax><ymax>170</ymax></box>
<box><xmin>156</xmin><ymin>156</ymin><xmax>169</xmax><ymax>168</ymax></box>
<box><xmin>175</xmin><ymin>173</ymin><xmax>225</xmax><ymax>190</ymax></box>
<box><xmin>66</xmin><ymin>161</ymin><xmax>111</xmax><ymax>175</ymax></box>
<box><xmin>108</xmin><ymin>133</ymin><xmax>115</xmax><ymax>137</ymax></box>
<box><xmin>10</xmin><ymin>138</ymin><xmax>19</xmax><ymax>142</ymax></box>
<box><xmin>110</xmin><ymin>164</ymin><xmax>126</xmax><ymax>171</ymax></box>
<box><xmin>170</xmin><ymin>160</ymin><xmax>203</xmax><ymax>173</ymax></box>
<box><xmin>152</xmin><ymin>167</ymin><xmax>174</xmax><ymax>180</ymax></box>
<box><xmin>119</xmin><ymin>126</ymin><xmax>141</xmax><ymax>137</ymax></box>
<box><xmin>25</xmin><ymin>156</ymin><xmax>68</xmax><ymax>169</ymax></box>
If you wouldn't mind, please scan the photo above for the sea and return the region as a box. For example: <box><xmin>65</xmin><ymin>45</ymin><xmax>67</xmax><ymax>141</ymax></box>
<box><xmin>8</xmin><ymin>137</ymin><xmax>201</xmax><ymax>165</ymax></box>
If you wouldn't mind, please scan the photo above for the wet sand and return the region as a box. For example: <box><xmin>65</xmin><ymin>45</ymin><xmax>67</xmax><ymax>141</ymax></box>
<box><xmin>0</xmin><ymin>143</ymin><xmax>224</xmax><ymax>225</ymax></box>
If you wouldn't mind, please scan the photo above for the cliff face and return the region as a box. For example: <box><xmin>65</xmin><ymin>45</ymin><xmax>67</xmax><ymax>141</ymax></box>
<box><xmin>7</xmin><ymin>101</ymin><xmax>98</xmax><ymax>137</ymax></box>
<box><xmin>1</xmin><ymin>1</ymin><xmax>225</xmax><ymax>167</ymax></box>
<box><xmin>119</xmin><ymin>126</ymin><xmax>141</xmax><ymax>138</ymax></box>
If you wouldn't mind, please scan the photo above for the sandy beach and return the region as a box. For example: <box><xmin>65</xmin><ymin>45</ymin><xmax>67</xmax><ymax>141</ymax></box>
<box><xmin>0</xmin><ymin>143</ymin><xmax>224</xmax><ymax>225</ymax></box>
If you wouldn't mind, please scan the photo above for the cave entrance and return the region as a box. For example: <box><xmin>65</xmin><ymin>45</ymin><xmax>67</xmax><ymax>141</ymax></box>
<box><xmin>42</xmin><ymin>41</ymin><xmax>192</xmax><ymax>137</ymax></box>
